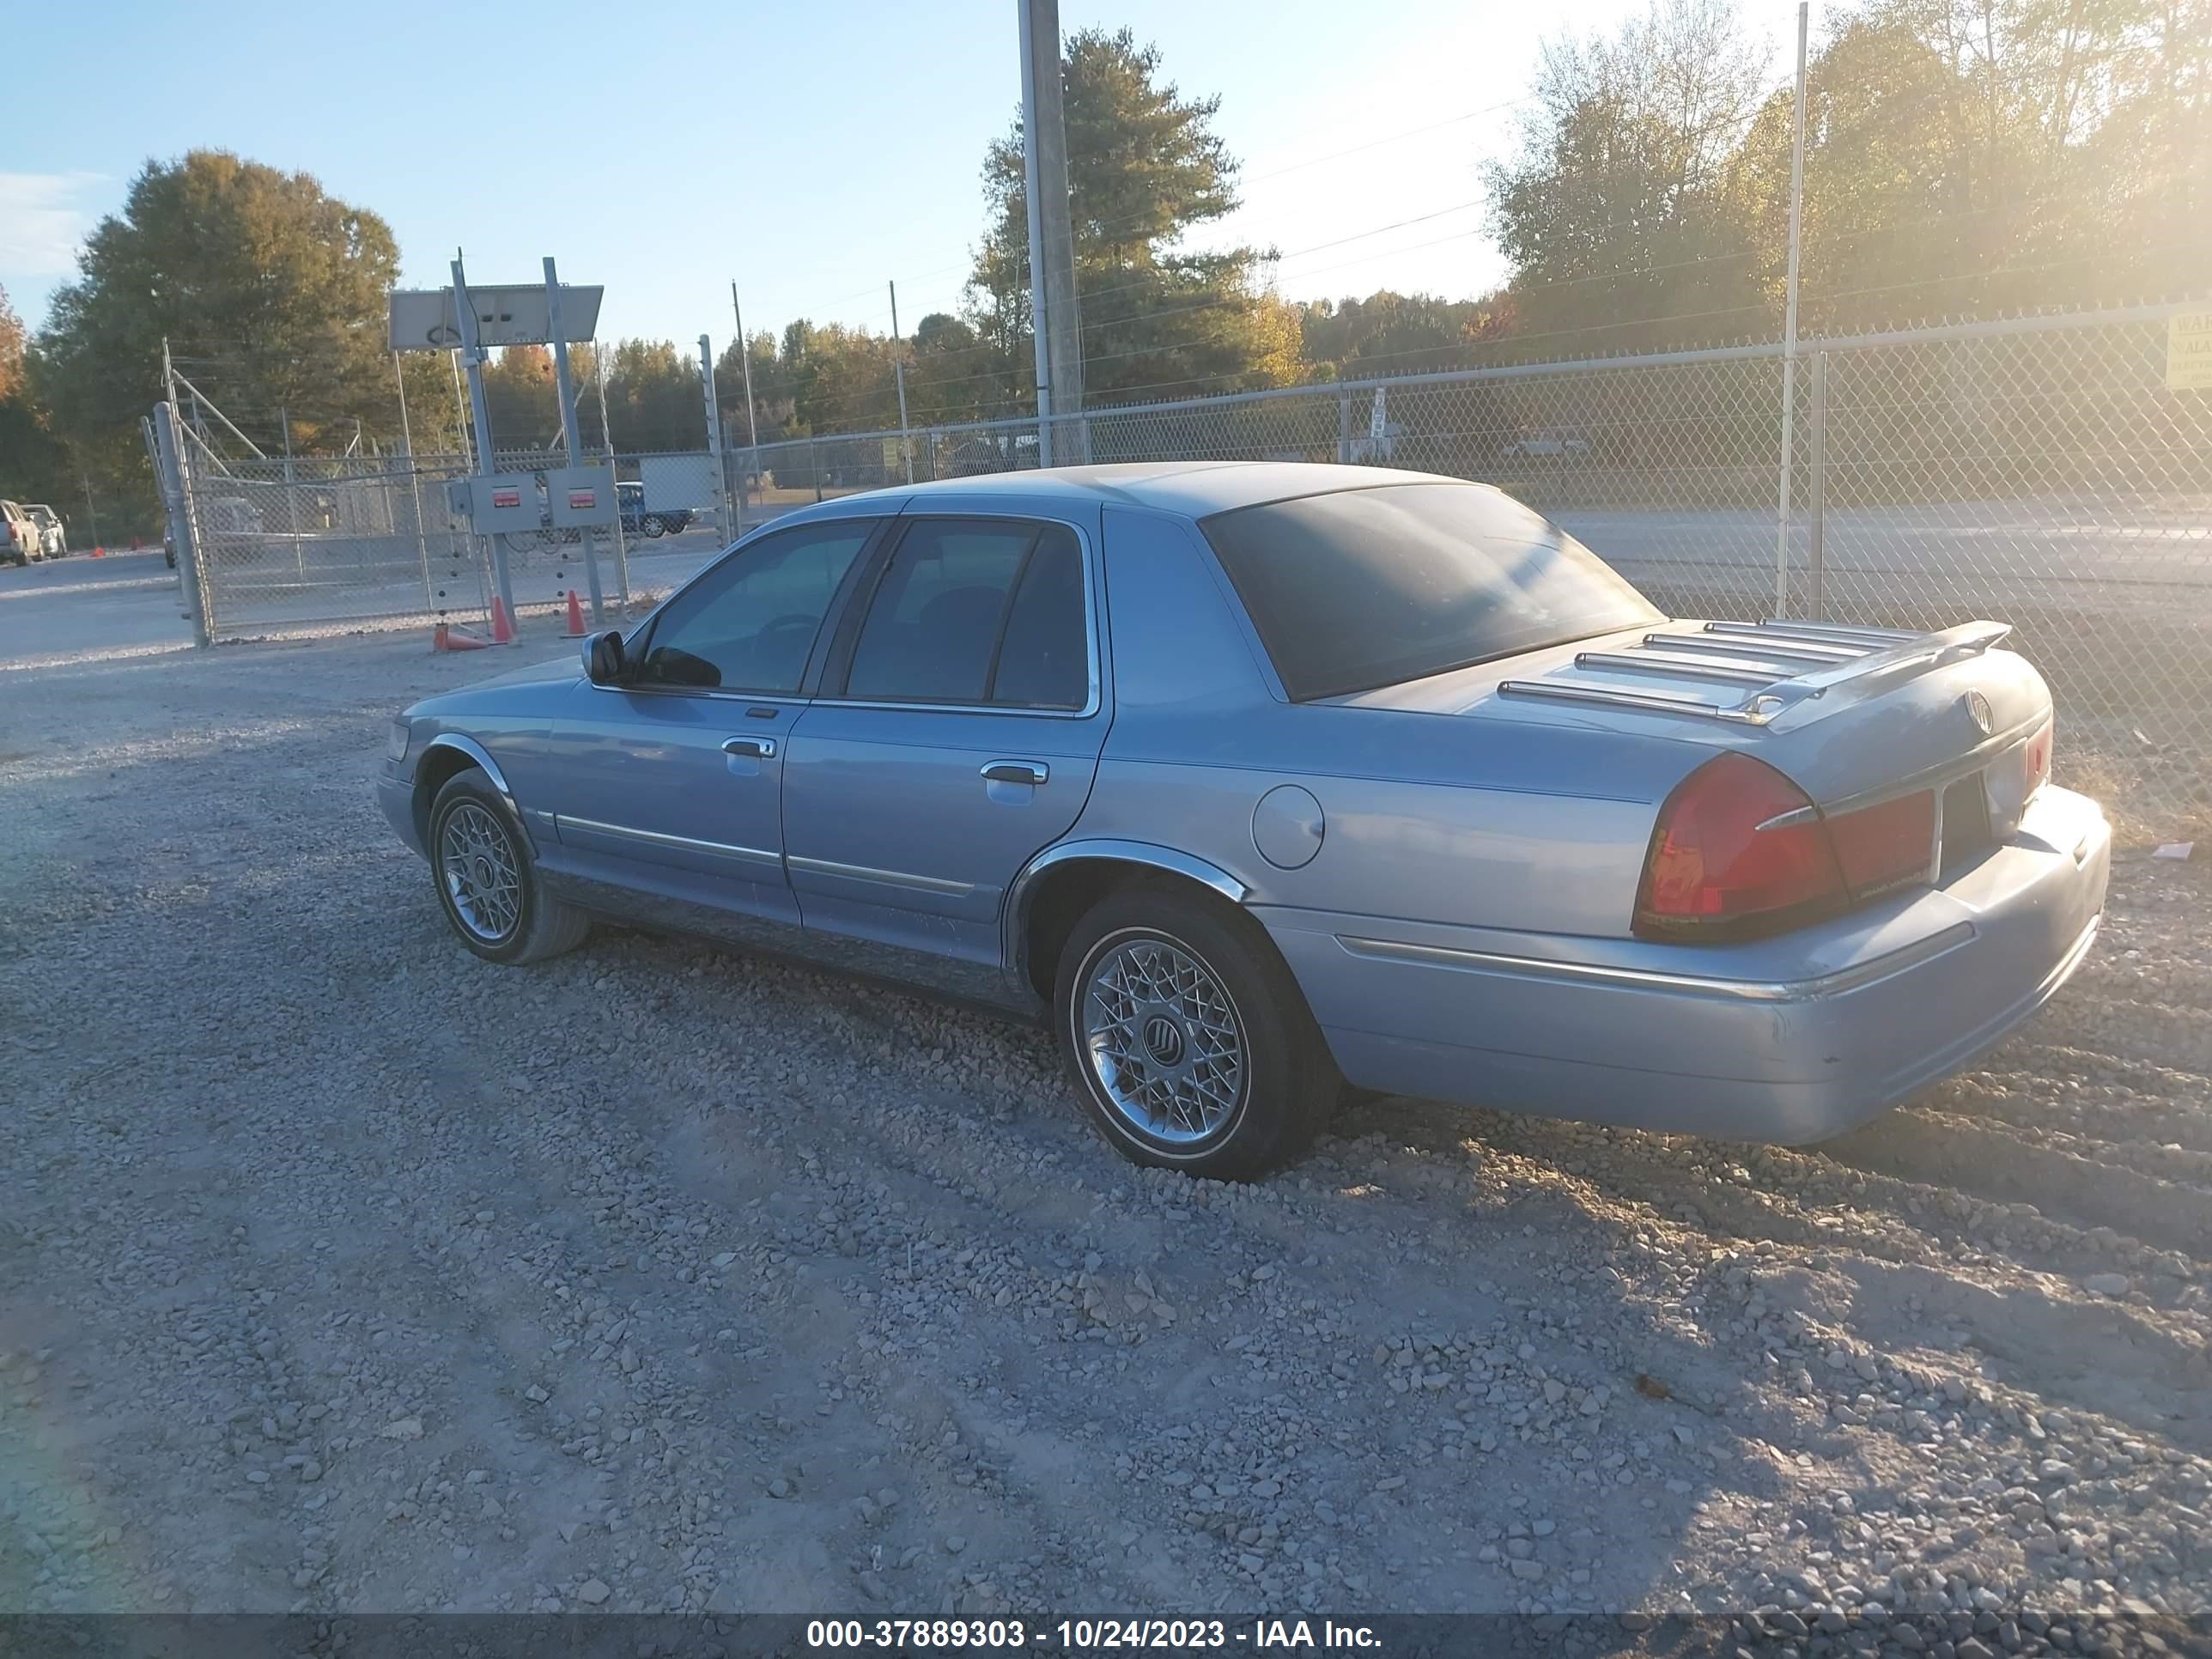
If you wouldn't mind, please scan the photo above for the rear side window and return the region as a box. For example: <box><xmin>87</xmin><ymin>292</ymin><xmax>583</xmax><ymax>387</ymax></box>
<box><xmin>1199</xmin><ymin>483</ymin><xmax>1659</xmax><ymax>700</ymax></box>
<box><xmin>842</xmin><ymin>519</ymin><xmax>1087</xmax><ymax>708</ymax></box>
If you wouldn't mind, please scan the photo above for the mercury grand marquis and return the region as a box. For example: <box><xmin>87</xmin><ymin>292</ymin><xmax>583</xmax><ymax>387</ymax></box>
<box><xmin>377</xmin><ymin>463</ymin><xmax>2108</xmax><ymax>1178</ymax></box>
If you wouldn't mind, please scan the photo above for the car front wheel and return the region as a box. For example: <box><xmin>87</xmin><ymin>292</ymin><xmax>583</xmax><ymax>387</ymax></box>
<box><xmin>1054</xmin><ymin>884</ymin><xmax>1338</xmax><ymax>1181</ymax></box>
<box><xmin>427</xmin><ymin>770</ymin><xmax>591</xmax><ymax>964</ymax></box>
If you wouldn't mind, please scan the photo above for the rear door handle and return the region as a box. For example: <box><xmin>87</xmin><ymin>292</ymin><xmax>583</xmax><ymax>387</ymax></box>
<box><xmin>722</xmin><ymin>736</ymin><xmax>777</xmax><ymax>759</ymax></box>
<box><xmin>981</xmin><ymin>760</ymin><xmax>1048</xmax><ymax>786</ymax></box>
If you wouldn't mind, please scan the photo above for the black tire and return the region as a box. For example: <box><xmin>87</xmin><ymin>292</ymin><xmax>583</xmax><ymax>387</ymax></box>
<box><xmin>426</xmin><ymin>770</ymin><xmax>591</xmax><ymax>965</ymax></box>
<box><xmin>642</xmin><ymin>517</ymin><xmax>668</xmax><ymax>538</ymax></box>
<box><xmin>1054</xmin><ymin>883</ymin><xmax>1338</xmax><ymax>1181</ymax></box>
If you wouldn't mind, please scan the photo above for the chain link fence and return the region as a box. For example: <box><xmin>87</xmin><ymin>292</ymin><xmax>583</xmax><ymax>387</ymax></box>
<box><xmin>156</xmin><ymin>304</ymin><xmax>2209</xmax><ymax>811</ymax></box>
<box><xmin>161</xmin><ymin>448</ymin><xmax>494</xmax><ymax>641</ymax></box>
<box><xmin>160</xmin><ymin>441</ymin><xmax>746</xmax><ymax>643</ymax></box>
<box><xmin>735</xmin><ymin>305</ymin><xmax>2209</xmax><ymax>812</ymax></box>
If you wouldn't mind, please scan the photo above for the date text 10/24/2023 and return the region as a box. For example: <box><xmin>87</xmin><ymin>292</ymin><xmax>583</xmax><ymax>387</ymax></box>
<box><xmin>805</xmin><ymin>1619</ymin><xmax>1383</xmax><ymax>1650</ymax></box>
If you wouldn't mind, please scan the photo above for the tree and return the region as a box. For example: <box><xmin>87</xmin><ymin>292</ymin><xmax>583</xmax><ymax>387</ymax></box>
<box><xmin>40</xmin><ymin>151</ymin><xmax>404</xmax><ymax>459</ymax></box>
<box><xmin>967</xmin><ymin>27</ymin><xmax>1297</xmax><ymax>408</ymax></box>
<box><xmin>482</xmin><ymin>345</ymin><xmax>562</xmax><ymax>450</ymax></box>
<box><xmin>1491</xmin><ymin>0</ymin><xmax>2210</xmax><ymax>345</ymax></box>
<box><xmin>599</xmin><ymin>340</ymin><xmax>705</xmax><ymax>452</ymax></box>
<box><xmin>1729</xmin><ymin>0</ymin><xmax>2212</xmax><ymax>331</ymax></box>
<box><xmin>1297</xmin><ymin>290</ymin><xmax>1517</xmax><ymax>380</ymax></box>
<box><xmin>1486</xmin><ymin>0</ymin><xmax>1774</xmax><ymax>356</ymax></box>
<box><xmin>0</xmin><ymin>285</ymin><xmax>25</xmax><ymax>404</ymax></box>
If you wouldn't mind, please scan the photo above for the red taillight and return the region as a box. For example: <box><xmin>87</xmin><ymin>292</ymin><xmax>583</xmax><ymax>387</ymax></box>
<box><xmin>1826</xmin><ymin>790</ymin><xmax>1936</xmax><ymax>902</ymax></box>
<box><xmin>1635</xmin><ymin>755</ymin><xmax>1947</xmax><ymax>940</ymax></box>
<box><xmin>1634</xmin><ymin>752</ymin><xmax>1848</xmax><ymax>941</ymax></box>
<box><xmin>2022</xmin><ymin>716</ymin><xmax>2053</xmax><ymax>798</ymax></box>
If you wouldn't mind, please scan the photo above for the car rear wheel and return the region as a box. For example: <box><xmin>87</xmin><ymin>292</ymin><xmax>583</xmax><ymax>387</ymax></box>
<box><xmin>642</xmin><ymin>517</ymin><xmax>667</xmax><ymax>538</ymax></box>
<box><xmin>428</xmin><ymin>771</ymin><xmax>591</xmax><ymax>965</ymax></box>
<box><xmin>1054</xmin><ymin>885</ymin><xmax>1338</xmax><ymax>1181</ymax></box>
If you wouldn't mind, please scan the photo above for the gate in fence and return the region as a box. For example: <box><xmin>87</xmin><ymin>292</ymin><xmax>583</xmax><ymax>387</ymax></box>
<box><xmin>152</xmin><ymin>428</ymin><xmax>696</xmax><ymax>645</ymax></box>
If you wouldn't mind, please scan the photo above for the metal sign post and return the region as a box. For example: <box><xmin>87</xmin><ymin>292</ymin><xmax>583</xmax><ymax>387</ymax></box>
<box><xmin>450</xmin><ymin>253</ymin><xmax>520</xmax><ymax>638</ymax></box>
<box><xmin>545</xmin><ymin>257</ymin><xmax>608</xmax><ymax>626</ymax></box>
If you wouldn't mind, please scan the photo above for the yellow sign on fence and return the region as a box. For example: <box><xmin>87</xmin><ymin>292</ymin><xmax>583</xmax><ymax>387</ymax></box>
<box><xmin>2168</xmin><ymin>310</ymin><xmax>2212</xmax><ymax>392</ymax></box>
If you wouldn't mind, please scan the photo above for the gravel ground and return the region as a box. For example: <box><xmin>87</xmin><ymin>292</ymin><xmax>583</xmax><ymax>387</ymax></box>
<box><xmin>2</xmin><ymin>633</ymin><xmax>2207</xmax><ymax>1650</ymax></box>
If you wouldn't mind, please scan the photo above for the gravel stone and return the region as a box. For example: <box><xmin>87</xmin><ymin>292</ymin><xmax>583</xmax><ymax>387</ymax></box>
<box><xmin>0</xmin><ymin>626</ymin><xmax>2206</xmax><ymax>1625</ymax></box>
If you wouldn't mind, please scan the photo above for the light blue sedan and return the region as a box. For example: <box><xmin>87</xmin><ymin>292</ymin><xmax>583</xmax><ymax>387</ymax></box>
<box><xmin>379</xmin><ymin>464</ymin><xmax>2109</xmax><ymax>1178</ymax></box>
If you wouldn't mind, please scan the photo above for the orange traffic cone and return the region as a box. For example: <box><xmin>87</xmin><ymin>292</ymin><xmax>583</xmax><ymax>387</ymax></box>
<box><xmin>433</xmin><ymin>621</ymin><xmax>490</xmax><ymax>652</ymax></box>
<box><xmin>90</xmin><ymin>546</ymin><xmax>106</xmax><ymax>558</ymax></box>
<box><xmin>564</xmin><ymin>587</ymin><xmax>586</xmax><ymax>637</ymax></box>
<box><xmin>489</xmin><ymin>595</ymin><xmax>515</xmax><ymax>645</ymax></box>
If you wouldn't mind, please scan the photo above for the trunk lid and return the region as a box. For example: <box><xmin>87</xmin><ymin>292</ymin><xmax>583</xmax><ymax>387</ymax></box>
<box><xmin>1335</xmin><ymin>617</ymin><xmax>2055</xmax><ymax>834</ymax></box>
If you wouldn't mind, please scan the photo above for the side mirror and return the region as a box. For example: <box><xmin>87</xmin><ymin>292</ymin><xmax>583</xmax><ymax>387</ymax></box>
<box><xmin>584</xmin><ymin>629</ymin><xmax>628</xmax><ymax>685</ymax></box>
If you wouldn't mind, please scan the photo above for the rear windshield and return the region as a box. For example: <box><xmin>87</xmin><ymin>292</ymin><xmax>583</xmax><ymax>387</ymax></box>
<box><xmin>1199</xmin><ymin>483</ymin><xmax>1659</xmax><ymax>701</ymax></box>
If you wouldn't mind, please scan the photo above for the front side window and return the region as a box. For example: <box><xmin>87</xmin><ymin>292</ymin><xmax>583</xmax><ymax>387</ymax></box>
<box><xmin>633</xmin><ymin>520</ymin><xmax>873</xmax><ymax>693</ymax></box>
<box><xmin>842</xmin><ymin>519</ymin><xmax>1087</xmax><ymax>708</ymax></box>
<box><xmin>1200</xmin><ymin>483</ymin><xmax>1659</xmax><ymax>701</ymax></box>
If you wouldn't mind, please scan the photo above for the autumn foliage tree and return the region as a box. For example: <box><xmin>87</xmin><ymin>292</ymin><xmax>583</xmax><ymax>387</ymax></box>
<box><xmin>40</xmin><ymin>151</ymin><xmax>404</xmax><ymax>458</ymax></box>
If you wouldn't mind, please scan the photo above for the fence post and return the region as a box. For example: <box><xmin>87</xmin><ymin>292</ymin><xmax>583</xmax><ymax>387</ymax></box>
<box><xmin>607</xmin><ymin>456</ymin><xmax>633</xmax><ymax>614</ymax></box>
<box><xmin>547</xmin><ymin>258</ymin><xmax>609</xmax><ymax>627</ymax></box>
<box><xmin>811</xmin><ymin>439</ymin><xmax>824</xmax><ymax>503</ymax></box>
<box><xmin>1337</xmin><ymin>392</ymin><xmax>1352</xmax><ymax>465</ymax></box>
<box><xmin>152</xmin><ymin>403</ymin><xmax>213</xmax><ymax>647</ymax></box>
<box><xmin>1807</xmin><ymin>351</ymin><xmax>1828</xmax><ymax>622</ymax></box>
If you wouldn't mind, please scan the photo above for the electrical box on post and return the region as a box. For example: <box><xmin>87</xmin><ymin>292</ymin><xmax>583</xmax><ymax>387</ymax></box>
<box><xmin>447</xmin><ymin>474</ymin><xmax>550</xmax><ymax>534</ymax></box>
<box><xmin>547</xmin><ymin>464</ymin><xmax>618</xmax><ymax>529</ymax></box>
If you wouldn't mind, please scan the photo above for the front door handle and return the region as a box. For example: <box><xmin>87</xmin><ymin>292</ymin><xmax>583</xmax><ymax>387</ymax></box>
<box><xmin>981</xmin><ymin>760</ymin><xmax>1048</xmax><ymax>786</ymax></box>
<box><xmin>722</xmin><ymin>736</ymin><xmax>778</xmax><ymax>759</ymax></box>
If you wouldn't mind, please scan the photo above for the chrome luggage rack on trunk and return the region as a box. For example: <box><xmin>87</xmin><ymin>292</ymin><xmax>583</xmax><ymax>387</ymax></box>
<box><xmin>1498</xmin><ymin>619</ymin><xmax>2014</xmax><ymax>726</ymax></box>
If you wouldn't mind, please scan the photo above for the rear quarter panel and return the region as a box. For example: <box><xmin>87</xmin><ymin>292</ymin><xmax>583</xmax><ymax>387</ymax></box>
<box><xmin>1085</xmin><ymin>507</ymin><xmax>1710</xmax><ymax>938</ymax></box>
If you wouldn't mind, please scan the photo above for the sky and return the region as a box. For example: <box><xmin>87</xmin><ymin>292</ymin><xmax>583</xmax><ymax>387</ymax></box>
<box><xmin>3</xmin><ymin>0</ymin><xmax>1804</xmax><ymax>355</ymax></box>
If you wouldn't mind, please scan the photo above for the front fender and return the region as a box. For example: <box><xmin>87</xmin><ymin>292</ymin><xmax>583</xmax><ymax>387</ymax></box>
<box><xmin>417</xmin><ymin>733</ymin><xmax>514</xmax><ymax>802</ymax></box>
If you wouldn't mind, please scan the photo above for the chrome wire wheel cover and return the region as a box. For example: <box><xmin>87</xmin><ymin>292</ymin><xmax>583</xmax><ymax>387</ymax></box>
<box><xmin>1081</xmin><ymin>934</ymin><xmax>1248</xmax><ymax>1146</ymax></box>
<box><xmin>439</xmin><ymin>801</ymin><xmax>522</xmax><ymax>944</ymax></box>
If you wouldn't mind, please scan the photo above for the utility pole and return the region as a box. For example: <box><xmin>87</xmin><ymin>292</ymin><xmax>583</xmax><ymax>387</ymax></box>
<box><xmin>700</xmin><ymin>335</ymin><xmax>731</xmax><ymax>546</ymax></box>
<box><xmin>1018</xmin><ymin>0</ymin><xmax>1085</xmax><ymax>465</ymax></box>
<box><xmin>729</xmin><ymin>283</ymin><xmax>760</xmax><ymax>524</ymax></box>
<box><xmin>890</xmin><ymin>280</ymin><xmax>914</xmax><ymax>484</ymax></box>
<box><xmin>544</xmin><ymin>256</ymin><xmax>608</xmax><ymax>626</ymax></box>
<box><xmin>1773</xmin><ymin>0</ymin><xmax>1809</xmax><ymax>617</ymax></box>
<box><xmin>728</xmin><ymin>284</ymin><xmax>761</xmax><ymax>451</ymax></box>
